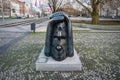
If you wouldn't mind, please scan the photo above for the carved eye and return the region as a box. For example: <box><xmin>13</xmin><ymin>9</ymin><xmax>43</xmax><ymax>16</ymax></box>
<box><xmin>61</xmin><ymin>24</ymin><xmax>66</xmax><ymax>29</ymax></box>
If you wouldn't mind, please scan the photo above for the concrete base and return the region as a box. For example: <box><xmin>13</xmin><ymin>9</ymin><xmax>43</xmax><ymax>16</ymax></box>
<box><xmin>36</xmin><ymin>48</ymin><xmax>82</xmax><ymax>71</ymax></box>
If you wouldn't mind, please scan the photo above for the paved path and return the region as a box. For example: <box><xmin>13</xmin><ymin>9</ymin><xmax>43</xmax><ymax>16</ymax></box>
<box><xmin>0</xmin><ymin>20</ymin><xmax>49</xmax><ymax>53</ymax></box>
<box><xmin>72</xmin><ymin>23</ymin><xmax>120</xmax><ymax>32</ymax></box>
<box><xmin>0</xmin><ymin>32</ymin><xmax>28</xmax><ymax>52</ymax></box>
<box><xmin>70</xmin><ymin>17</ymin><xmax>120</xmax><ymax>21</ymax></box>
<box><xmin>0</xmin><ymin>20</ymin><xmax>49</xmax><ymax>32</ymax></box>
<box><xmin>0</xmin><ymin>19</ymin><xmax>30</xmax><ymax>25</ymax></box>
<box><xmin>0</xmin><ymin>18</ymin><xmax>43</xmax><ymax>25</ymax></box>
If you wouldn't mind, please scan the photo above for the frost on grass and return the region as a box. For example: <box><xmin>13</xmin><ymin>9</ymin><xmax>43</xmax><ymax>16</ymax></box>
<box><xmin>0</xmin><ymin>32</ymin><xmax>120</xmax><ymax>80</ymax></box>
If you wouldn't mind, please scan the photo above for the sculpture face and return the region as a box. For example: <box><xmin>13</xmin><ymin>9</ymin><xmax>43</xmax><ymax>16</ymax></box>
<box><xmin>44</xmin><ymin>12</ymin><xmax>74</xmax><ymax>61</ymax></box>
<box><xmin>52</xmin><ymin>22</ymin><xmax>67</xmax><ymax>61</ymax></box>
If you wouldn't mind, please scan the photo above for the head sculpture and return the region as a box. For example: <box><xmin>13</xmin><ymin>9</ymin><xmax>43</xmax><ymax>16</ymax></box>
<box><xmin>44</xmin><ymin>12</ymin><xmax>74</xmax><ymax>61</ymax></box>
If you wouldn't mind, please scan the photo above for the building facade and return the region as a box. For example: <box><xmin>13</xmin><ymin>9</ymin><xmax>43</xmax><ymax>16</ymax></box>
<box><xmin>18</xmin><ymin>1</ymin><xmax>25</xmax><ymax>16</ymax></box>
<box><xmin>11</xmin><ymin>0</ymin><xmax>20</xmax><ymax>17</ymax></box>
<box><xmin>11</xmin><ymin>0</ymin><xmax>26</xmax><ymax>17</ymax></box>
<box><xmin>25</xmin><ymin>3</ymin><xmax>30</xmax><ymax>17</ymax></box>
<box><xmin>0</xmin><ymin>0</ymin><xmax>49</xmax><ymax>18</ymax></box>
<box><xmin>0</xmin><ymin>0</ymin><xmax>11</xmax><ymax>18</ymax></box>
<box><xmin>0</xmin><ymin>0</ymin><xmax>29</xmax><ymax>18</ymax></box>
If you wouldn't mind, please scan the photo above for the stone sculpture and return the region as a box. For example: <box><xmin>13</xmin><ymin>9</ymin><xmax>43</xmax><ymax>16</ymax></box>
<box><xmin>44</xmin><ymin>12</ymin><xmax>74</xmax><ymax>61</ymax></box>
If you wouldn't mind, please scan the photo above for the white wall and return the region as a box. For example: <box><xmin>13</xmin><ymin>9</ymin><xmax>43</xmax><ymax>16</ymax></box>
<box><xmin>11</xmin><ymin>2</ymin><xmax>20</xmax><ymax>16</ymax></box>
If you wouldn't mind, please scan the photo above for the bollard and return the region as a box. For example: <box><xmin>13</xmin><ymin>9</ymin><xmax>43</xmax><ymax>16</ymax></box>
<box><xmin>31</xmin><ymin>23</ymin><xmax>35</xmax><ymax>33</ymax></box>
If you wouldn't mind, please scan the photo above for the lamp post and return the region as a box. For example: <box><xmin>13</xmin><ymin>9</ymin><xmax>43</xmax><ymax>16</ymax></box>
<box><xmin>1</xmin><ymin>0</ymin><xmax>4</xmax><ymax>22</ymax></box>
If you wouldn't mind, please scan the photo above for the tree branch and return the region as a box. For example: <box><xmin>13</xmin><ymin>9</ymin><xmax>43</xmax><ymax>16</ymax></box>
<box><xmin>76</xmin><ymin>0</ymin><xmax>92</xmax><ymax>14</ymax></box>
<box><xmin>48</xmin><ymin>2</ymin><xmax>53</xmax><ymax>11</ymax></box>
<box><xmin>56</xmin><ymin>0</ymin><xmax>63</xmax><ymax>11</ymax></box>
<box><xmin>96</xmin><ymin>0</ymin><xmax>103</xmax><ymax>5</ymax></box>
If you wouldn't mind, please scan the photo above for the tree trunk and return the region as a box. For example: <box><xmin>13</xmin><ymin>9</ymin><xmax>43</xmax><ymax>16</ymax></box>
<box><xmin>116</xmin><ymin>9</ymin><xmax>118</xmax><ymax>17</ymax></box>
<box><xmin>91</xmin><ymin>3</ymin><xmax>99</xmax><ymax>24</ymax></box>
<box><xmin>91</xmin><ymin>13</ymin><xmax>99</xmax><ymax>24</ymax></box>
<box><xmin>52</xmin><ymin>6</ymin><xmax>56</xmax><ymax>13</ymax></box>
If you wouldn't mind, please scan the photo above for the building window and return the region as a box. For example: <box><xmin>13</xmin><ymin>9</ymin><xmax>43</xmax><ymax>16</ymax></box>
<box><xmin>12</xmin><ymin>9</ymin><xmax>15</xmax><ymax>13</ymax></box>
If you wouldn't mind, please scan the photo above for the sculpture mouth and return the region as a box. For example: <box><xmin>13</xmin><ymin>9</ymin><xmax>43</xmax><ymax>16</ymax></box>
<box><xmin>56</xmin><ymin>45</ymin><xmax>62</xmax><ymax>51</ymax></box>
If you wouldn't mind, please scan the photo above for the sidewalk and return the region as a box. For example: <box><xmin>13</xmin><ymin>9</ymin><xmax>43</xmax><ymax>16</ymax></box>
<box><xmin>0</xmin><ymin>17</ymin><xmax>46</xmax><ymax>26</ymax></box>
<box><xmin>70</xmin><ymin>17</ymin><xmax>120</xmax><ymax>21</ymax></box>
<box><xmin>72</xmin><ymin>23</ymin><xmax>120</xmax><ymax>31</ymax></box>
<box><xmin>0</xmin><ymin>19</ymin><xmax>29</xmax><ymax>25</ymax></box>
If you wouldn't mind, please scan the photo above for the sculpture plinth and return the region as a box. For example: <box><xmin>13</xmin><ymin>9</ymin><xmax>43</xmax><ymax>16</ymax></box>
<box><xmin>36</xmin><ymin>48</ymin><xmax>82</xmax><ymax>71</ymax></box>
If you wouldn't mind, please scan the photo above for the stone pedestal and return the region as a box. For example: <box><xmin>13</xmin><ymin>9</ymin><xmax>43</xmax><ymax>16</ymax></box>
<box><xmin>36</xmin><ymin>48</ymin><xmax>82</xmax><ymax>71</ymax></box>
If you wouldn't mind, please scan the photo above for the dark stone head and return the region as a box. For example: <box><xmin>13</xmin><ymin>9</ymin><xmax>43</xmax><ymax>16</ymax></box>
<box><xmin>44</xmin><ymin>11</ymin><xmax>74</xmax><ymax>61</ymax></box>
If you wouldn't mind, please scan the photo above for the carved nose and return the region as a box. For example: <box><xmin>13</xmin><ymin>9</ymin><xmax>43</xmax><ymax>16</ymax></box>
<box><xmin>57</xmin><ymin>31</ymin><xmax>62</xmax><ymax>37</ymax></box>
<box><xmin>54</xmin><ymin>25</ymin><xmax>66</xmax><ymax>39</ymax></box>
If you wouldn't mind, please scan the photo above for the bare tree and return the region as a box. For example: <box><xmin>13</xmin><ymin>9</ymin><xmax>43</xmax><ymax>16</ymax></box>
<box><xmin>109</xmin><ymin>0</ymin><xmax>120</xmax><ymax>16</ymax></box>
<box><xmin>48</xmin><ymin>0</ymin><xmax>63</xmax><ymax>13</ymax></box>
<box><xmin>76</xmin><ymin>0</ymin><xmax>120</xmax><ymax>24</ymax></box>
<box><xmin>100</xmin><ymin>0</ymin><xmax>120</xmax><ymax>17</ymax></box>
<box><xmin>76</xmin><ymin>0</ymin><xmax>105</xmax><ymax>24</ymax></box>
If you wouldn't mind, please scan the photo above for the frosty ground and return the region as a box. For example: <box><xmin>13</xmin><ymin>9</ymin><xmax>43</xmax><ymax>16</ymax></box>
<box><xmin>0</xmin><ymin>31</ymin><xmax>120</xmax><ymax>80</ymax></box>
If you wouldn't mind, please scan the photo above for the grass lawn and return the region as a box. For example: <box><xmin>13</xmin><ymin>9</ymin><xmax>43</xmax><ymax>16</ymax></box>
<box><xmin>0</xmin><ymin>31</ymin><xmax>120</xmax><ymax>80</ymax></box>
